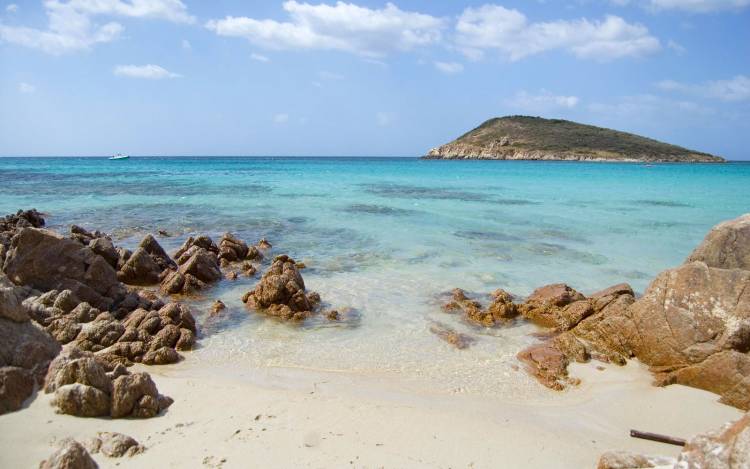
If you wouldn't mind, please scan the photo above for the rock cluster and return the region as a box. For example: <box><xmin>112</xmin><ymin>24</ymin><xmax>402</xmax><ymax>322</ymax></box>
<box><xmin>22</xmin><ymin>289</ymin><xmax>195</xmax><ymax>366</ymax></box>
<box><xmin>442</xmin><ymin>288</ymin><xmax>519</xmax><ymax>327</ymax></box>
<box><xmin>598</xmin><ymin>411</ymin><xmax>750</xmax><ymax>469</ymax></box>
<box><xmin>516</xmin><ymin>214</ymin><xmax>750</xmax><ymax>409</ymax></box>
<box><xmin>242</xmin><ymin>255</ymin><xmax>322</xmax><ymax>321</ymax></box>
<box><xmin>45</xmin><ymin>347</ymin><xmax>173</xmax><ymax>418</ymax></box>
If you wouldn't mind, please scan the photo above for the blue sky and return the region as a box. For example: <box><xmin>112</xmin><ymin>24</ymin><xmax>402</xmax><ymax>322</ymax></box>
<box><xmin>1</xmin><ymin>0</ymin><xmax>748</xmax><ymax>159</ymax></box>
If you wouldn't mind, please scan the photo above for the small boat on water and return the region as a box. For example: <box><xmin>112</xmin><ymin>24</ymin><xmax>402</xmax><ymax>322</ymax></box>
<box><xmin>109</xmin><ymin>153</ymin><xmax>129</xmax><ymax>160</ymax></box>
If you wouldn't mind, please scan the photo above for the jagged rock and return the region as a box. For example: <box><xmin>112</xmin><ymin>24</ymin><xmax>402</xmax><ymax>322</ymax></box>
<box><xmin>242</xmin><ymin>255</ymin><xmax>321</xmax><ymax>321</ymax></box>
<box><xmin>45</xmin><ymin>348</ymin><xmax>172</xmax><ymax>419</ymax></box>
<box><xmin>70</xmin><ymin>225</ymin><xmax>106</xmax><ymax>245</ymax></box>
<box><xmin>117</xmin><ymin>248</ymin><xmax>162</xmax><ymax>285</ymax></box>
<box><xmin>40</xmin><ymin>438</ymin><xmax>98</xmax><ymax>469</ymax></box>
<box><xmin>4</xmin><ymin>228</ymin><xmax>126</xmax><ymax>310</ymax></box>
<box><xmin>0</xmin><ymin>209</ymin><xmax>45</xmax><ymax>233</ymax></box>
<box><xmin>596</xmin><ymin>451</ymin><xmax>675</xmax><ymax>469</ymax></box>
<box><xmin>88</xmin><ymin>237</ymin><xmax>119</xmax><ymax>269</ymax></box>
<box><xmin>442</xmin><ymin>288</ymin><xmax>518</xmax><ymax>327</ymax></box>
<box><xmin>87</xmin><ymin>432</ymin><xmax>144</xmax><ymax>458</ymax></box>
<box><xmin>687</xmin><ymin>213</ymin><xmax>750</xmax><ymax>270</ymax></box>
<box><xmin>218</xmin><ymin>233</ymin><xmax>249</xmax><ymax>263</ymax></box>
<box><xmin>138</xmin><ymin>234</ymin><xmax>176</xmax><ymax>271</ymax></box>
<box><xmin>161</xmin><ymin>236</ymin><xmax>221</xmax><ymax>295</ymax></box>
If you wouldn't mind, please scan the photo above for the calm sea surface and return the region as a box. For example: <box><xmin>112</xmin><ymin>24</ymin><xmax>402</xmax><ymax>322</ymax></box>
<box><xmin>2</xmin><ymin>157</ymin><xmax>749</xmax><ymax>395</ymax></box>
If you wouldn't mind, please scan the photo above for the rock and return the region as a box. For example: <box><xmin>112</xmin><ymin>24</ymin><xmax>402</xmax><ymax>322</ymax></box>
<box><xmin>45</xmin><ymin>347</ymin><xmax>173</xmax><ymax>419</ymax></box>
<box><xmin>88</xmin><ymin>432</ymin><xmax>144</xmax><ymax>458</ymax></box>
<box><xmin>117</xmin><ymin>248</ymin><xmax>162</xmax><ymax>285</ymax></box>
<box><xmin>596</xmin><ymin>451</ymin><xmax>675</xmax><ymax>469</ymax></box>
<box><xmin>70</xmin><ymin>225</ymin><xmax>106</xmax><ymax>245</ymax></box>
<box><xmin>517</xmin><ymin>342</ymin><xmax>579</xmax><ymax>391</ymax></box>
<box><xmin>110</xmin><ymin>372</ymin><xmax>172</xmax><ymax>418</ymax></box>
<box><xmin>257</xmin><ymin>238</ymin><xmax>272</xmax><ymax>250</ymax></box>
<box><xmin>225</xmin><ymin>271</ymin><xmax>238</xmax><ymax>281</ymax></box>
<box><xmin>0</xmin><ymin>272</ymin><xmax>30</xmax><ymax>322</ymax></box>
<box><xmin>40</xmin><ymin>438</ymin><xmax>98</xmax><ymax>469</ymax></box>
<box><xmin>52</xmin><ymin>383</ymin><xmax>111</xmax><ymax>417</ymax></box>
<box><xmin>161</xmin><ymin>237</ymin><xmax>221</xmax><ymax>294</ymax></box>
<box><xmin>0</xmin><ymin>366</ymin><xmax>34</xmax><ymax>414</ymax></box>
<box><xmin>179</xmin><ymin>250</ymin><xmax>221</xmax><ymax>284</ymax></box>
<box><xmin>677</xmin><ymin>411</ymin><xmax>750</xmax><ymax>468</ymax></box>
<box><xmin>0</xmin><ymin>315</ymin><xmax>60</xmax><ymax>414</ymax></box>
<box><xmin>88</xmin><ymin>238</ymin><xmax>119</xmax><ymax>269</ymax></box>
<box><xmin>517</xmin><ymin>283</ymin><xmax>587</xmax><ymax>330</ymax></box>
<box><xmin>211</xmin><ymin>300</ymin><xmax>226</xmax><ymax>316</ymax></box>
<box><xmin>4</xmin><ymin>228</ymin><xmax>126</xmax><ymax>310</ymax></box>
<box><xmin>598</xmin><ymin>411</ymin><xmax>750</xmax><ymax>469</ymax></box>
<box><xmin>0</xmin><ymin>209</ymin><xmax>45</xmax><ymax>233</ymax></box>
<box><xmin>442</xmin><ymin>288</ymin><xmax>517</xmax><ymax>327</ymax></box>
<box><xmin>429</xmin><ymin>322</ymin><xmax>475</xmax><ymax>349</ymax></box>
<box><xmin>137</xmin><ymin>234</ymin><xmax>176</xmax><ymax>271</ymax></box>
<box><xmin>218</xmin><ymin>233</ymin><xmax>249</xmax><ymax>263</ymax></box>
<box><xmin>242</xmin><ymin>255</ymin><xmax>321</xmax><ymax>321</ymax></box>
<box><xmin>687</xmin><ymin>213</ymin><xmax>750</xmax><ymax>270</ymax></box>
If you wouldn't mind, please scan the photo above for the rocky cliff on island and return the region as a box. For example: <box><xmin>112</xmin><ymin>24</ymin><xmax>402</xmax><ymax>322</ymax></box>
<box><xmin>424</xmin><ymin>116</ymin><xmax>725</xmax><ymax>163</ymax></box>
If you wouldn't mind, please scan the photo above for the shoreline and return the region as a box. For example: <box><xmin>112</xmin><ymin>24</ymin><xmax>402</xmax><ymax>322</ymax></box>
<box><xmin>0</xmin><ymin>357</ymin><xmax>742</xmax><ymax>468</ymax></box>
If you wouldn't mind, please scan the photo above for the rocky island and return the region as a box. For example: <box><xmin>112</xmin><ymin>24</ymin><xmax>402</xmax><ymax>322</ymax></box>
<box><xmin>424</xmin><ymin>116</ymin><xmax>725</xmax><ymax>163</ymax></box>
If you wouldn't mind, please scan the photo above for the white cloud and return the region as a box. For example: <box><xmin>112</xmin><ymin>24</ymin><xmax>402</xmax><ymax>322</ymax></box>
<box><xmin>657</xmin><ymin>75</ymin><xmax>750</xmax><ymax>101</ymax></box>
<box><xmin>0</xmin><ymin>0</ymin><xmax>193</xmax><ymax>55</ymax></box>
<box><xmin>506</xmin><ymin>90</ymin><xmax>580</xmax><ymax>112</ymax></box>
<box><xmin>206</xmin><ymin>1</ymin><xmax>445</xmax><ymax>58</ymax></box>
<box><xmin>588</xmin><ymin>94</ymin><xmax>714</xmax><ymax>117</ymax></box>
<box><xmin>18</xmin><ymin>82</ymin><xmax>35</xmax><ymax>93</ymax></box>
<box><xmin>434</xmin><ymin>61</ymin><xmax>463</xmax><ymax>74</ymax></box>
<box><xmin>455</xmin><ymin>5</ymin><xmax>660</xmax><ymax>61</ymax></box>
<box><xmin>250</xmin><ymin>52</ymin><xmax>269</xmax><ymax>62</ymax></box>
<box><xmin>274</xmin><ymin>113</ymin><xmax>290</xmax><ymax>124</ymax></box>
<box><xmin>181</xmin><ymin>38</ymin><xmax>191</xmax><ymax>50</ymax></box>
<box><xmin>6</xmin><ymin>4</ymin><xmax>18</xmax><ymax>13</ymax></box>
<box><xmin>667</xmin><ymin>39</ymin><xmax>686</xmax><ymax>54</ymax></box>
<box><xmin>648</xmin><ymin>0</ymin><xmax>750</xmax><ymax>12</ymax></box>
<box><xmin>114</xmin><ymin>64</ymin><xmax>181</xmax><ymax>79</ymax></box>
<box><xmin>318</xmin><ymin>70</ymin><xmax>343</xmax><ymax>80</ymax></box>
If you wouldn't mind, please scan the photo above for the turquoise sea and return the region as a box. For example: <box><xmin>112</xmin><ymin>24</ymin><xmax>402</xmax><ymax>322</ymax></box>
<box><xmin>2</xmin><ymin>157</ymin><xmax>749</xmax><ymax>394</ymax></box>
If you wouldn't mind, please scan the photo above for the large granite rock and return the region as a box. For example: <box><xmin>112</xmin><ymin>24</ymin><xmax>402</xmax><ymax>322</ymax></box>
<box><xmin>4</xmin><ymin>228</ymin><xmax>126</xmax><ymax>311</ymax></box>
<box><xmin>687</xmin><ymin>214</ymin><xmax>750</xmax><ymax>270</ymax></box>
<box><xmin>118</xmin><ymin>235</ymin><xmax>176</xmax><ymax>286</ymax></box>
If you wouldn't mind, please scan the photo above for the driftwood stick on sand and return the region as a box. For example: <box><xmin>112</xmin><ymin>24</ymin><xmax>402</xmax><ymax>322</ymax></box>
<box><xmin>629</xmin><ymin>430</ymin><xmax>686</xmax><ymax>447</ymax></box>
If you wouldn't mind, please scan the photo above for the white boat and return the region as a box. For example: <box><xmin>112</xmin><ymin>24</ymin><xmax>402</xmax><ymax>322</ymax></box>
<box><xmin>109</xmin><ymin>153</ymin><xmax>129</xmax><ymax>160</ymax></box>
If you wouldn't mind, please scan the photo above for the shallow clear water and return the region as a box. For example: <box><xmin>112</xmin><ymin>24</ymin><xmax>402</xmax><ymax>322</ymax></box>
<box><xmin>2</xmin><ymin>157</ymin><xmax>749</xmax><ymax>395</ymax></box>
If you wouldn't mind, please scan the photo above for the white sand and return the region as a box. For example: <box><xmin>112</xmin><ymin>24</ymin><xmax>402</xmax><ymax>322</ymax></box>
<box><xmin>0</xmin><ymin>359</ymin><xmax>742</xmax><ymax>468</ymax></box>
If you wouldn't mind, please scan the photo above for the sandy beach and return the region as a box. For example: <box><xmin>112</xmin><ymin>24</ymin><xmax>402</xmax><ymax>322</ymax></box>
<box><xmin>0</xmin><ymin>358</ymin><xmax>742</xmax><ymax>468</ymax></box>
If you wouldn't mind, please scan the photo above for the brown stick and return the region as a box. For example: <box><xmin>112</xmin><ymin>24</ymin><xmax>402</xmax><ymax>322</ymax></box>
<box><xmin>630</xmin><ymin>430</ymin><xmax>686</xmax><ymax>447</ymax></box>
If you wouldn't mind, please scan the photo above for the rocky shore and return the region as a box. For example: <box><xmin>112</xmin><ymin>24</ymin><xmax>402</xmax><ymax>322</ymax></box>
<box><xmin>1</xmin><ymin>208</ymin><xmax>748</xmax><ymax>467</ymax></box>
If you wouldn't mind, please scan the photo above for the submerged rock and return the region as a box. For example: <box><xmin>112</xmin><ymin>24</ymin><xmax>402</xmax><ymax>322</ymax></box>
<box><xmin>429</xmin><ymin>322</ymin><xmax>475</xmax><ymax>350</ymax></box>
